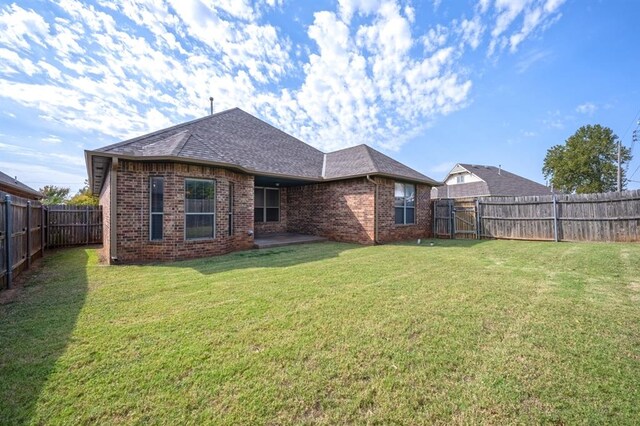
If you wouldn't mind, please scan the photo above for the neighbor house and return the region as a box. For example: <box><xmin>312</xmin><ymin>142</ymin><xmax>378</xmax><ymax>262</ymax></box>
<box><xmin>0</xmin><ymin>170</ymin><xmax>42</xmax><ymax>200</ymax></box>
<box><xmin>431</xmin><ymin>163</ymin><xmax>551</xmax><ymax>199</ymax></box>
<box><xmin>86</xmin><ymin>108</ymin><xmax>439</xmax><ymax>263</ymax></box>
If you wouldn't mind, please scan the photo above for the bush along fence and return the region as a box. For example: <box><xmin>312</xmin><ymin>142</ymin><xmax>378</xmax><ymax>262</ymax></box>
<box><xmin>1</xmin><ymin>192</ymin><xmax>102</xmax><ymax>289</ymax></box>
<box><xmin>433</xmin><ymin>189</ymin><xmax>640</xmax><ymax>242</ymax></box>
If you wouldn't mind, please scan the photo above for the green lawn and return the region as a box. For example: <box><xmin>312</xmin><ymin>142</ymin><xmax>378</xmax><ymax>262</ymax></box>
<box><xmin>1</xmin><ymin>240</ymin><xmax>639</xmax><ymax>424</ymax></box>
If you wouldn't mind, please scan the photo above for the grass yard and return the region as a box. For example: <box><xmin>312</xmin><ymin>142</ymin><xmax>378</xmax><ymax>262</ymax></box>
<box><xmin>1</xmin><ymin>240</ymin><xmax>639</xmax><ymax>424</ymax></box>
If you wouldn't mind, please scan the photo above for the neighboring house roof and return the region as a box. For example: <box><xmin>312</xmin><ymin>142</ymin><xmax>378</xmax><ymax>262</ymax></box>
<box><xmin>433</xmin><ymin>163</ymin><xmax>551</xmax><ymax>198</ymax></box>
<box><xmin>0</xmin><ymin>170</ymin><xmax>42</xmax><ymax>199</ymax></box>
<box><xmin>87</xmin><ymin>107</ymin><xmax>438</xmax><ymax>194</ymax></box>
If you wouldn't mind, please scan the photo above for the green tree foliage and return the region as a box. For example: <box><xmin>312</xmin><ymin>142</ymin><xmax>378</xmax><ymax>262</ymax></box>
<box><xmin>68</xmin><ymin>180</ymin><xmax>99</xmax><ymax>206</ymax></box>
<box><xmin>39</xmin><ymin>185</ymin><xmax>70</xmax><ymax>205</ymax></box>
<box><xmin>542</xmin><ymin>124</ymin><xmax>632</xmax><ymax>194</ymax></box>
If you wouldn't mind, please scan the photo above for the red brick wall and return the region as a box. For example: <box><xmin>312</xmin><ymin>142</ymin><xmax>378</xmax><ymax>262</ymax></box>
<box><xmin>286</xmin><ymin>178</ymin><xmax>376</xmax><ymax>244</ymax></box>
<box><xmin>99</xmin><ymin>166</ymin><xmax>111</xmax><ymax>263</ymax></box>
<box><xmin>376</xmin><ymin>177</ymin><xmax>432</xmax><ymax>242</ymax></box>
<box><xmin>113</xmin><ymin>161</ymin><xmax>254</xmax><ymax>262</ymax></box>
<box><xmin>254</xmin><ymin>187</ymin><xmax>287</xmax><ymax>235</ymax></box>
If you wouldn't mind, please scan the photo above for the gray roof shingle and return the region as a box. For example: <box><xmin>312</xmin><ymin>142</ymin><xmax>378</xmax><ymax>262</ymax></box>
<box><xmin>324</xmin><ymin>145</ymin><xmax>436</xmax><ymax>183</ymax></box>
<box><xmin>88</xmin><ymin>108</ymin><xmax>439</xmax><ymax>191</ymax></box>
<box><xmin>433</xmin><ymin>164</ymin><xmax>551</xmax><ymax>198</ymax></box>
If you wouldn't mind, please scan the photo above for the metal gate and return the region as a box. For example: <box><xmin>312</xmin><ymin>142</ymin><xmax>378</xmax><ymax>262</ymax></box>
<box><xmin>432</xmin><ymin>198</ymin><xmax>478</xmax><ymax>239</ymax></box>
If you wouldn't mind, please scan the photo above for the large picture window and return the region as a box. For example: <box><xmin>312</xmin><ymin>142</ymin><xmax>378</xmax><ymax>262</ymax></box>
<box><xmin>185</xmin><ymin>179</ymin><xmax>216</xmax><ymax>240</ymax></box>
<box><xmin>395</xmin><ymin>182</ymin><xmax>415</xmax><ymax>225</ymax></box>
<box><xmin>150</xmin><ymin>177</ymin><xmax>163</xmax><ymax>241</ymax></box>
<box><xmin>254</xmin><ymin>187</ymin><xmax>280</xmax><ymax>222</ymax></box>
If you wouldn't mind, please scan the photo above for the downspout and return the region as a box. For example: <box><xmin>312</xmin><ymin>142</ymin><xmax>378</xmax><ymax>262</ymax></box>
<box><xmin>366</xmin><ymin>175</ymin><xmax>379</xmax><ymax>244</ymax></box>
<box><xmin>110</xmin><ymin>157</ymin><xmax>118</xmax><ymax>262</ymax></box>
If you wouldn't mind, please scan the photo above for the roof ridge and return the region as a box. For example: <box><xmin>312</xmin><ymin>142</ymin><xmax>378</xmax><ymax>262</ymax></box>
<box><xmin>228</xmin><ymin>107</ymin><xmax>325</xmax><ymax>155</ymax></box>
<box><xmin>360</xmin><ymin>144</ymin><xmax>380</xmax><ymax>172</ymax></box>
<box><xmin>95</xmin><ymin>107</ymin><xmax>240</xmax><ymax>153</ymax></box>
<box><xmin>171</xmin><ymin>131</ymin><xmax>192</xmax><ymax>156</ymax></box>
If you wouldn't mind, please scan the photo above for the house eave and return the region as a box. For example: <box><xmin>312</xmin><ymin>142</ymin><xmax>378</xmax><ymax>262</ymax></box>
<box><xmin>85</xmin><ymin>152</ymin><xmax>441</xmax><ymax>193</ymax></box>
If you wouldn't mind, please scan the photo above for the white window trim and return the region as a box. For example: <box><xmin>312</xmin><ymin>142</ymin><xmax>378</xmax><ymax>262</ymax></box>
<box><xmin>184</xmin><ymin>178</ymin><xmax>216</xmax><ymax>241</ymax></box>
<box><xmin>149</xmin><ymin>176</ymin><xmax>163</xmax><ymax>241</ymax></box>
<box><xmin>254</xmin><ymin>186</ymin><xmax>280</xmax><ymax>223</ymax></box>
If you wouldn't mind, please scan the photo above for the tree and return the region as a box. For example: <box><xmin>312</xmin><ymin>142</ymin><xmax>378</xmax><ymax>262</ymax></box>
<box><xmin>68</xmin><ymin>180</ymin><xmax>99</xmax><ymax>206</ymax></box>
<box><xmin>542</xmin><ymin>124</ymin><xmax>632</xmax><ymax>194</ymax></box>
<box><xmin>39</xmin><ymin>185</ymin><xmax>70</xmax><ymax>205</ymax></box>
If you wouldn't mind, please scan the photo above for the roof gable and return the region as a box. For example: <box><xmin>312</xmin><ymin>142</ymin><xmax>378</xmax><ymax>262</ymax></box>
<box><xmin>436</xmin><ymin>163</ymin><xmax>551</xmax><ymax>198</ymax></box>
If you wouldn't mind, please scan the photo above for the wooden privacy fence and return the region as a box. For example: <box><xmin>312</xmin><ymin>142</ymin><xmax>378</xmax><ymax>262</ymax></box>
<box><xmin>1</xmin><ymin>192</ymin><xmax>103</xmax><ymax>289</ymax></box>
<box><xmin>47</xmin><ymin>205</ymin><xmax>102</xmax><ymax>247</ymax></box>
<box><xmin>1</xmin><ymin>194</ymin><xmax>45</xmax><ymax>289</ymax></box>
<box><xmin>433</xmin><ymin>189</ymin><xmax>640</xmax><ymax>242</ymax></box>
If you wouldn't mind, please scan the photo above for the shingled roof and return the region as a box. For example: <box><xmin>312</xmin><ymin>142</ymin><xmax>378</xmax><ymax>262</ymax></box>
<box><xmin>87</xmin><ymin>108</ymin><xmax>438</xmax><ymax>193</ymax></box>
<box><xmin>433</xmin><ymin>163</ymin><xmax>551</xmax><ymax>198</ymax></box>
<box><xmin>0</xmin><ymin>170</ymin><xmax>42</xmax><ymax>199</ymax></box>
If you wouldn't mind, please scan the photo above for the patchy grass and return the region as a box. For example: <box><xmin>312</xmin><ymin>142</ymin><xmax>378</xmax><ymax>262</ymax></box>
<box><xmin>1</xmin><ymin>240</ymin><xmax>639</xmax><ymax>424</ymax></box>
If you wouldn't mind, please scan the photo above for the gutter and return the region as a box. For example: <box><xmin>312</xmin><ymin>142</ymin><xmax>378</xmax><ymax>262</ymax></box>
<box><xmin>110</xmin><ymin>157</ymin><xmax>118</xmax><ymax>263</ymax></box>
<box><xmin>366</xmin><ymin>175</ymin><xmax>379</xmax><ymax>244</ymax></box>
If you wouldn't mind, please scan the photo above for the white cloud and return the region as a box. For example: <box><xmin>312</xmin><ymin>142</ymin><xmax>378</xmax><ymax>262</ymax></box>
<box><xmin>576</xmin><ymin>102</ymin><xmax>597</xmax><ymax>115</ymax></box>
<box><xmin>0</xmin><ymin>4</ymin><xmax>50</xmax><ymax>50</ymax></box>
<box><xmin>42</xmin><ymin>135</ymin><xmax>62</xmax><ymax>144</ymax></box>
<box><xmin>0</xmin><ymin>0</ymin><xmax>567</xmax><ymax>160</ymax></box>
<box><xmin>487</xmin><ymin>0</ymin><xmax>566</xmax><ymax>54</ymax></box>
<box><xmin>515</xmin><ymin>48</ymin><xmax>551</xmax><ymax>73</ymax></box>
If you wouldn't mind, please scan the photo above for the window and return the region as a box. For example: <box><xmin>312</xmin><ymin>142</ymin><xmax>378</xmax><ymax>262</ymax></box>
<box><xmin>228</xmin><ymin>182</ymin><xmax>234</xmax><ymax>236</ymax></box>
<box><xmin>456</xmin><ymin>175</ymin><xmax>465</xmax><ymax>183</ymax></box>
<box><xmin>395</xmin><ymin>182</ymin><xmax>416</xmax><ymax>225</ymax></box>
<box><xmin>150</xmin><ymin>177</ymin><xmax>163</xmax><ymax>241</ymax></box>
<box><xmin>185</xmin><ymin>179</ymin><xmax>215</xmax><ymax>240</ymax></box>
<box><xmin>254</xmin><ymin>187</ymin><xmax>279</xmax><ymax>222</ymax></box>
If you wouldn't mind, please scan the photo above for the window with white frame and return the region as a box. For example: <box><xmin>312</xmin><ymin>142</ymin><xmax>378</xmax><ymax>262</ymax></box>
<box><xmin>394</xmin><ymin>182</ymin><xmax>416</xmax><ymax>225</ymax></box>
<box><xmin>456</xmin><ymin>175</ymin><xmax>465</xmax><ymax>183</ymax></box>
<box><xmin>254</xmin><ymin>187</ymin><xmax>279</xmax><ymax>222</ymax></box>
<box><xmin>150</xmin><ymin>177</ymin><xmax>163</xmax><ymax>241</ymax></box>
<box><xmin>185</xmin><ymin>179</ymin><xmax>215</xmax><ymax>239</ymax></box>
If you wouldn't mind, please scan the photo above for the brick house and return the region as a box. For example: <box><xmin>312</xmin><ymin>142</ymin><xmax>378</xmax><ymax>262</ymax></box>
<box><xmin>86</xmin><ymin>108</ymin><xmax>439</xmax><ymax>263</ymax></box>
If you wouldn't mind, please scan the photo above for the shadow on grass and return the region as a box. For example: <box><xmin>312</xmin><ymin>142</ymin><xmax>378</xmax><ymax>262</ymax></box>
<box><xmin>161</xmin><ymin>241</ymin><xmax>363</xmax><ymax>275</ymax></box>
<box><xmin>162</xmin><ymin>238</ymin><xmax>493</xmax><ymax>277</ymax></box>
<box><xmin>0</xmin><ymin>248</ymin><xmax>89</xmax><ymax>424</ymax></box>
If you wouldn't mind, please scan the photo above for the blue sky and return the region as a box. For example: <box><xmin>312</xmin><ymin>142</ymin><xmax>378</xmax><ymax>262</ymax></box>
<box><xmin>1</xmin><ymin>0</ymin><xmax>639</xmax><ymax>193</ymax></box>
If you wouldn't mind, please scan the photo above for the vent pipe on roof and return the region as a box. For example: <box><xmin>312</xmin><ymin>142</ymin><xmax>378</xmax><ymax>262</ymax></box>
<box><xmin>209</xmin><ymin>97</ymin><xmax>214</xmax><ymax>115</ymax></box>
<box><xmin>498</xmin><ymin>165</ymin><xmax>501</xmax><ymax>175</ymax></box>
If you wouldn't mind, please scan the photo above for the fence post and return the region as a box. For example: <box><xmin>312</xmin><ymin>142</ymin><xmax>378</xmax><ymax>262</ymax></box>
<box><xmin>475</xmin><ymin>198</ymin><xmax>481</xmax><ymax>240</ymax></box>
<box><xmin>85</xmin><ymin>206</ymin><xmax>90</xmax><ymax>245</ymax></box>
<box><xmin>41</xmin><ymin>205</ymin><xmax>45</xmax><ymax>253</ymax></box>
<box><xmin>26</xmin><ymin>201</ymin><xmax>31</xmax><ymax>269</ymax></box>
<box><xmin>552</xmin><ymin>193</ymin><xmax>559</xmax><ymax>242</ymax></box>
<box><xmin>5</xmin><ymin>194</ymin><xmax>12</xmax><ymax>289</ymax></box>
<box><xmin>449</xmin><ymin>199</ymin><xmax>455</xmax><ymax>239</ymax></box>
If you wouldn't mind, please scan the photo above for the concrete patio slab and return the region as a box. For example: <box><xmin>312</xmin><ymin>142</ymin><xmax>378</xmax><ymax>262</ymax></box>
<box><xmin>253</xmin><ymin>232</ymin><xmax>327</xmax><ymax>249</ymax></box>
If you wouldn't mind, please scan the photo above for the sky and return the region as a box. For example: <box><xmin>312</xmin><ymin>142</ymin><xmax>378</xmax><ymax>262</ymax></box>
<box><xmin>1</xmin><ymin>0</ymin><xmax>639</xmax><ymax>194</ymax></box>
